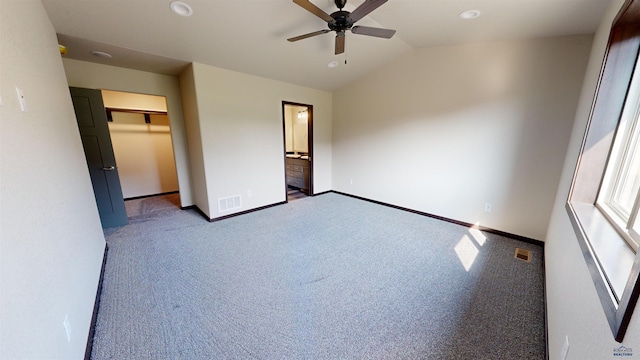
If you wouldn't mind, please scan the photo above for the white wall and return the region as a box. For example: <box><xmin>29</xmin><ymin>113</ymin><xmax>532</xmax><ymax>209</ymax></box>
<box><xmin>285</xmin><ymin>106</ymin><xmax>294</xmax><ymax>152</ymax></box>
<box><xmin>0</xmin><ymin>1</ymin><xmax>106</xmax><ymax>358</ymax></box>
<box><xmin>185</xmin><ymin>62</ymin><xmax>332</xmax><ymax>219</ymax></box>
<box><xmin>332</xmin><ymin>35</ymin><xmax>593</xmax><ymax>240</ymax></box>
<box><xmin>108</xmin><ymin>112</ymin><xmax>179</xmax><ymax>198</ymax></box>
<box><xmin>62</xmin><ymin>58</ymin><xmax>194</xmax><ymax>207</ymax></box>
<box><xmin>178</xmin><ymin>64</ymin><xmax>210</xmax><ymax>216</ymax></box>
<box><xmin>284</xmin><ymin>104</ymin><xmax>309</xmax><ymax>154</ymax></box>
<box><xmin>293</xmin><ymin>108</ymin><xmax>309</xmax><ymax>153</ymax></box>
<box><xmin>545</xmin><ymin>1</ymin><xmax>640</xmax><ymax>359</ymax></box>
<box><xmin>102</xmin><ymin>89</ymin><xmax>167</xmax><ymax>112</ymax></box>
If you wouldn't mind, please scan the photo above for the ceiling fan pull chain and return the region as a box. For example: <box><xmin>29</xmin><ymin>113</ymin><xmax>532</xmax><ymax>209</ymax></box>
<box><xmin>345</xmin><ymin>45</ymin><xmax>348</xmax><ymax>65</ymax></box>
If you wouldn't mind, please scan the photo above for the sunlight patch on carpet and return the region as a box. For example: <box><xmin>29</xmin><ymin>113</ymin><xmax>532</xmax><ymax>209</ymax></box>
<box><xmin>454</xmin><ymin>234</ymin><xmax>480</xmax><ymax>271</ymax></box>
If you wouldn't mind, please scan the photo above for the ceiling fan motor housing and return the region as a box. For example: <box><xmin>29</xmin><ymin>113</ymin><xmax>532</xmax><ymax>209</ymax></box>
<box><xmin>329</xmin><ymin>10</ymin><xmax>354</xmax><ymax>31</ymax></box>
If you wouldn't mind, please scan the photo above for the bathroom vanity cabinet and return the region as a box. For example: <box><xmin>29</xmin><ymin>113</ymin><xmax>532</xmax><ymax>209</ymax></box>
<box><xmin>285</xmin><ymin>157</ymin><xmax>309</xmax><ymax>193</ymax></box>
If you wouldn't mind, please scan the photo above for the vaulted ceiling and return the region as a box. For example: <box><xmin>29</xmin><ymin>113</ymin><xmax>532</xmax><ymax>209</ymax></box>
<box><xmin>42</xmin><ymin>0</ymin><xmax>612</xmax><ymax>91</ymax></box>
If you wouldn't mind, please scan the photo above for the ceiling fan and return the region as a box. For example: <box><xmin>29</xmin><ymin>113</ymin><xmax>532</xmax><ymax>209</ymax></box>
<box><xmin>288</xmin><ymin>0</ymin><xmax>396</xmax><ymax>55</ymax></box>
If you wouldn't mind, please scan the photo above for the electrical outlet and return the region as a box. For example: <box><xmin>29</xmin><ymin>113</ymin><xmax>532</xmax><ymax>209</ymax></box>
<box><xmin>560</xmin><ymin>335</ymin><xmax>569</xmax><ymax>360</ymax></box>
<box><xmin>247</xmin><ymin>190</ymin><xmax>252</xmax><ymax>198</ymax></box>
<box><xmin>349</xmin><ymin>178</ymin><xmax>353</xmax><ymax>185</ymax></box>
<box><xmin>63</xmin><ymin>314</ymin><xmax>71</xmax><ymax>342</ymax></box>
<box><xmin>484</xmin><ymin>203</ymin><xmax>492</xmax><ymax>212</ymax></box>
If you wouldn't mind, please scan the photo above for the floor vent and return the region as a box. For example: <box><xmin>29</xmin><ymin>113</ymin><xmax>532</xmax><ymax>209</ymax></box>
<box><xmin>218</xmin><ymin>195</ymin><xmax>242</xmax><ymax>212</ymax></box>
<box><xmin>514</xmin><ymin>248</ymin><xmax>531</xmax><ymax>262</ymax></box>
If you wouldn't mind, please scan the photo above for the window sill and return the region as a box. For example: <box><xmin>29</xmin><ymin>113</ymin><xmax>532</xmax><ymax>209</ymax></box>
<box><xmin>596</xmin><ymin>202</ymin><xmax>640</xmax><ymax>252</ymax></box>
<box><xmin>567</xmin><ymin>200</ymin><xmax>640</xmax><ymax>341</ymax></box>
<box><xmin>568</xmin><ymin>202</ymin><xmax>635</xmax><ymax>302</ymax></box>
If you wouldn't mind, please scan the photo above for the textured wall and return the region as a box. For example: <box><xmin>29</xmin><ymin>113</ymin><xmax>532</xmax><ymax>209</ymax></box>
<box><xmin>108</xmin><ymin>112</ymin><xmax>179</xmax><ymax>198</ymax></box>
<box><xmin>544</xmin><ymin>1</ymin><xmax>640</xmax><ymax>359</ymax></box>
<box><xmin>188</xmin><ymin>62</ymin><xmax>332</xmax><ymax>218</ymax></box>
<box><xmin>332</xmin><ymin>35</ymin><xmax>593</xmax><ymax>240</ymax></box>
<box><xmin>0</xmin><ymin>1</ymin><xmax>106</xmax><ymax>358</ymax></box>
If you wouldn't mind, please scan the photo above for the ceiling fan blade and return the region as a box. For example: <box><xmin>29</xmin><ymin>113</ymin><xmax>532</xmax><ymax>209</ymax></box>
<box><xmin>288</xmin><ymin>29</ymin><xmax>331</xmax><ymax>42</ymax></box>
<box><xmin>293</xmin><ymin>0</ymin><xmax>334</xmax><ymax>23</ymax></box>
<box><xmin>348</xmin><ymin>0</ymin><xmax>388</xmax><ymax>23</ymax></box>
<box><xmin>351</xmin><ymin>26</ymin><xmax>395</xmax><ymax>39</ymax></box>
<box><xmin>335</xmin><ymin>32</ymin><xmax>345</xmax><ymax>55</ymax></box>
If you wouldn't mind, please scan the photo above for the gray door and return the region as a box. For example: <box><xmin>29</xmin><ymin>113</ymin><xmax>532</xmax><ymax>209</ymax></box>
<box><xmin>70</xmin><ymin>87</ymin><xmax>128</xmax><ymax>228</ymax></box>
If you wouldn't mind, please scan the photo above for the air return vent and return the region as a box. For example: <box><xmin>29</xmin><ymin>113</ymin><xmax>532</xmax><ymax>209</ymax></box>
<box><xmin>218</xmin><ymin>195</ymin><xmax>241</xmax><ymax>212</ymax></box>
<box><xmin>514</xmin><ymin>248</ymin><xmax>531</xmax><ymax>262</ymax></box>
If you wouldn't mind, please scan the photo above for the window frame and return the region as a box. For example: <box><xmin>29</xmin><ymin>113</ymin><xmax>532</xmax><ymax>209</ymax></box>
<box><xmin>567</xmin><ymin>0</ymin><xmax>640</xmax><ymax>342</ymax></box>
<box><xmin>596</xmin><ymin>66</ymin><xmax>640</xmax><ymax>251</ymax></box>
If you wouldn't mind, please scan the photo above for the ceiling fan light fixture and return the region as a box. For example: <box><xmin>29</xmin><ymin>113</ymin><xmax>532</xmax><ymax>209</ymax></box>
<box><xmin>459</xmin><ymin>10</ymin><xmax>481</xmax><ymax>19</ymax></box>
<box><xmin>170</xmin><ymin>1</ymin><xmax>193</xmax><ymax>17</ymax></box>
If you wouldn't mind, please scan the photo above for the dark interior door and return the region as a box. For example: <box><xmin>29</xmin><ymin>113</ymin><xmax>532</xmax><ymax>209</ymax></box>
<box><xmin>70</xmin><ymin>87</ymin><xmax>128</xmax><ymax>228</ymax></box>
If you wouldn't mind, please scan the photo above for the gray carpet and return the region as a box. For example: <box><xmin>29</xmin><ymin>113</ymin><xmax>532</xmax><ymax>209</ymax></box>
<box><xmin>93</xmin><ymin>193</ymin><xmax>545</xmax><ymax>359</ymax></box>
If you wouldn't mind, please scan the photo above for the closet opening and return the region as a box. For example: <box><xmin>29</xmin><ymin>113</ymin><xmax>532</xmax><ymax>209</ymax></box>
<box><xmin>102</xmin><ymin>90</ymin><xmax>181</xmax><ymax>215</ymax></box>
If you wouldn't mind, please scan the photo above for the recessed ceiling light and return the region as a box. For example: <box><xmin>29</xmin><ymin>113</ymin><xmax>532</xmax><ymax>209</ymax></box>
<box><xmin>90</xmin><ymin>50</ymin><xmax>112</xmax><ymax>58</ymax></box>
<box><xmin>459</xmin><ymin>10</ymin><xmax>481</xmax><ymax>19</ymax></box>
<box><xmin>170</xmin><ymin>1</ymin><xmax>193</xmax><ymax>17</ymax></box>
<box><xmin>328</xmin><ymin>61</ymin><xmax>339</xmax><ymax>68</ymax></box>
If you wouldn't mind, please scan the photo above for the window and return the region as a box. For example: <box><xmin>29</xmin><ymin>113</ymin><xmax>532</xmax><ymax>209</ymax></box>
<box><xmin>567</xmin><ymin>0</ymin><xmax>640</xmax><ymax>343</ymax></box>
<box><xmin>597</xmin><ymin>56</ymin><xmax>640</xmax><ymax>251</ymax></box>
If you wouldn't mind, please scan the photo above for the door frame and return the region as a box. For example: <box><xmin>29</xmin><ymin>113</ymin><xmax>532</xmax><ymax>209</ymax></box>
<box><xmin>282</xmin><ymin>101</ymin><xmax>314</xmax><ymax>200</ymax></box>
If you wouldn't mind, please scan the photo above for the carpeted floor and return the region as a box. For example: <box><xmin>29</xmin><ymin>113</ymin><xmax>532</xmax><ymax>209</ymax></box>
<box><xmin>93</xmin><ymin>193</ymin><xmax>546</xmax><ymax>359</ymax></box>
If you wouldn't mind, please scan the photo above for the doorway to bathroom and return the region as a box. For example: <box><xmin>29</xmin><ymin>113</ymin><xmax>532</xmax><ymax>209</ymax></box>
<box><xmin>282</xmin><ymin>101</ymin><xmax>313</xmax><ymax>201</ymax></box>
